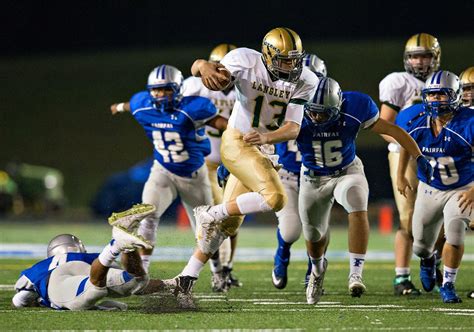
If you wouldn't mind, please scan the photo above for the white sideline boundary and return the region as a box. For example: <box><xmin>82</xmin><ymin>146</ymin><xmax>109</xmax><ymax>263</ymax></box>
<box><xmin>2</xmin><ymin>244</ymin><xmax>474</xmax><ymax>261</ymax></box>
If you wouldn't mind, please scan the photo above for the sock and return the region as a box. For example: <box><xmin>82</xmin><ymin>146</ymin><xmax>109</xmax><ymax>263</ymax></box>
<box><xmin>140</xmin><ymin>255</ymin><xmax>151</xmax><ymax>273</ymax></box>
<box><xmin>209</xmin><ymin>252</ymin><xmax>222</xmax><ymax>273</ymax></box>
<box><xmin>208</xmin><ymin>203</ymin><xmax>229</xmax><ymax>221</ymax></box>
<box><xmin>98</xmin><ymin>240</ymin><xmax>120</xmax><ymax>267</ymax></box>
<box><xmin>442</xmin><ymin>266</ymin><xmax>458</xmax><ymax>286</ymax></box>
<box><xmin>349</xmin><ymin>253</ymin><xmax>366</xmax><ymax>277</ymax></box>
<box><xmin>275</xmin><ymin>229</ymin><xmax>291</xmax><ymax>265</ymax></box>
<box><xmin>309</xmin><ymin>255</ymin><xmax>325</xmax><ymax>276</ymax></box>
<box><xmin>395</xmin><ymin>267</ymin><xmax>410</xmax><ymax>276</ymax></box>
<box><xmin>181</xmin><ymin>255</ymin><xmax>205</xmax><ymax>278</ymax></box>
<box><xmin>225</xmin><ymin>261</ymin><xmax>233</xmax><ymax>270</ymax></box>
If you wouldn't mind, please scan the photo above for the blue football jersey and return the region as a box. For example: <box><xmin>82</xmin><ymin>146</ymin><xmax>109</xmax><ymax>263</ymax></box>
<box><xmin>396</xmin><ymin>105</ymin><xmax>473</xmax><ymax>190</ymax></box>
<box><xmin>129</xmin><ymin>92</ymin><xmax>218</xmax><ymax>177</ymax></box>
<box><xmin>296</xmin><ymin>92</ymin><xmax>379</xmax><ymax>176</ymax></box>
<box><xmin>275</xmin><ymin>140</ymin><xmax>302</xmax><ymax>174</ymax></box>
<box><xmin>19</xmin><ymin>253</ymin><xmax>99</xmax><ymax>308</ymax></box>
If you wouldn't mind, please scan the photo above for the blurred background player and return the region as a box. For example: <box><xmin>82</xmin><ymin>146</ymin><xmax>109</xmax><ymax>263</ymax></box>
<box><xmin>166</xmin><ymin>27</ymin><xmax>319</xmax><ymax>308</ymax></box>
<box><xmin>271</xmin><ymin>53</ymin><xmax>328</xmax><ymax>289</ymax></box>
<box><xmin>378</xmin><ymin>33</ymin><xmax>443</xmax><ymax>296</ymax></box>
<box><xmin>396</xmin><ymin>70</ymin><xmax>473</xmax><ymax>303</ymax></box>
<box><xmin>182</xmin><ymin>43</ymin><xmax>241</xmax><ymax>291</ymax></box>
<box><xmin>11</xmin><ymin>204</ymin><xmax>169</xmax><ymax>310</ymax></box>
<box><xmin>110</xmin><ymin>64</ymin><xmax>227</xmax><ymax>276</ymax></box>
<box><xmin>299</xmin><ymin>77</ymin><xmax>431</xmax><ymax>304</ymax></box>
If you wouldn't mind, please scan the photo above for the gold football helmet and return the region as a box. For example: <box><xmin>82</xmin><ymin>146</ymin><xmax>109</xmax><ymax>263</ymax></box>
<box><xmin>261</xmin><ymin>27</ymin><xmax>305</xmax><ymax>83</ymax></box>
<box><xmin>404</xmin><ymin>33</ymin><xmax>441</xmax><ymax>81</ymax></box>
<box><xmin>209</xmin><ymin>43</ymin><xmax>237</xmax><ymax>63</ymax></box>
<box><xmin>459</xmin><ymin>66</ymin><xmax>474</xmax><ymax>107</ymax></box>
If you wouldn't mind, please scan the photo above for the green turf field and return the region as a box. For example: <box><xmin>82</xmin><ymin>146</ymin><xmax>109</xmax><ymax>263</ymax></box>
<box><xmin>1</xmin><ymin>223</ymin><xmax>473</xmax><ymax>330</ymax></box>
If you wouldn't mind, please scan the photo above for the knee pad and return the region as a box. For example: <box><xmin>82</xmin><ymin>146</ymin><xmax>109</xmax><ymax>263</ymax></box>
<box><xmin>266</xmin><ymin>191</ymin><xmax>287</xmax><ymax>212</ymax></box>
<box><xmin>220</xmin><ymin>215</ymin><xmax>244</xmax><ymax>237</ymax></box>
<box><xmin>138</xmin><ymin>218</ymin><xmax>158</xmax><ymax>245</ymax></box>
<box><xmin>196</xmin><ymin>219</ymin><xmax>228</xmax><ymax>255</ymax></box>
<box><xmin>278</xmin><ymin>214</ymin><xmax>302</xmax><ymax>244</ymax></box>
<box><xmin>413</xmin><ymin>244</ymin><xmax>432</xmax><ymax>258</ymax></box>
<box><xmin>302</xmin><ymin>223</ymin><xmax>326</xmax><ymax>243</ymax></box>
<box><xmin>445</xmin><ymin>218</ymin><xmax>467</xmax><ymax>246</ymax></box>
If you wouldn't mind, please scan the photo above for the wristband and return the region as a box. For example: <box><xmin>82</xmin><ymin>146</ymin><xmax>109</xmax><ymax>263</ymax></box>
<box><xmin>116</xmin><ymin>103</ymin><xmax>125</xmax><ymax>112</ymax></box>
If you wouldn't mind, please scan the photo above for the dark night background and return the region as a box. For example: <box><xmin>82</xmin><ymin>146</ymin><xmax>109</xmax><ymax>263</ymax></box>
<box><xmin>3</xmin><ymin>0</ymin><xmax>474</xmax><ymax>55</ymax></box>
<box><xmin>1</xmin><ymin>0</ymin><xmax>473</xmax><ymax>212</ymax></box>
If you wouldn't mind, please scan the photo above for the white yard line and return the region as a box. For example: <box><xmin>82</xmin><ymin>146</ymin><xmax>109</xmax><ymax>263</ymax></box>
<box><xmin>3</xmin><ymin>244</ymin><xmax>474</xmax><ymax>261</ymax></box>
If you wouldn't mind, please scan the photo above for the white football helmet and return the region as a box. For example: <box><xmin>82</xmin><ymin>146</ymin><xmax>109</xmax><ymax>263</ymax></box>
<box><xmin>147</xmin><ymin>65</ymin><xmax>183</xmax><ymax>111</ymax></box>
<box><xmin>422</xmin><ymin>70</ymin><xmax>461</xmax><ymax>117</ymax></box>
<box><xmin>303</xmin><ymin>53</ymin><xmax>327</xmax><ymax>78</ymax></box>
<box><xmin>305</xmin><ymin>77</ymin><xmax>343</xmax><ymax>129</ymax></box>
<box><xmin>47</xmin><ymin>234</ymin><xmax>86</xmax><ymax>257</ymax></box>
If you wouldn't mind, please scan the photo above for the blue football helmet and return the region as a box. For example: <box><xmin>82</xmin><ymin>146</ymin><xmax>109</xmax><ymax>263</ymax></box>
<box><xmin>147</xmin><ymin>65</ymin><xmax>183</xmax><ymax>112</ymax></box>
<box><xmin>422</xmin><ymin>70</ymin><xmax>461</xmax><ymax>118</ymax></box>
<box><xmin>304</xmin><ymin>77</ymin><xmax>343</xmax><ymax>129</ymax></box>
<box><xmin>303</xmin><ymin>53</ymin><xmax>327</xmax><ymax>78</ymax></box>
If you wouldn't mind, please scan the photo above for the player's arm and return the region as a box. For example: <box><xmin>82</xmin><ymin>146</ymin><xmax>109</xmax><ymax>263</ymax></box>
<box><xmin>110</xmin><ymin>101</ymin><xmax>130</xmax><ymax>115</ymax></box>
<box><xmin>191</xmin><ymin>59</ymin><xmax>231</xmax><ymax>91</ymax></box>
<box><xmin>396</xmin><ymin>147</ymin><xmax>412</xmax><ymax>198</ymax></box>
<box><xmin>370</xmin><ymin>118</ymin><xmax>421</xmax><ymax>158</ymax></box>
<box><xmin>206</xmin><ymin>115</ymin><xmax>228</xmax><ymax>131</ymax></box>
<box><xmin>378</xmin><ymin>103</ymin><xmax>399</xmax><ymax>143</ymax></box>
<box><xmin>243</xmin><ymin>121</ymin><xmax>300</xmax><ymax>145</ymax></box>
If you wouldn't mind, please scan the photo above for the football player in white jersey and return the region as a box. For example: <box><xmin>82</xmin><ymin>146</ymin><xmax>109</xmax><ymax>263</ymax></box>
<box><xmin>164</xmin><ymin>27</ymin><xmax>319</xmax><ymax>308</ymax></box>
<box><xmin>379</xmin><ymin>33</ymin><xmax>444</xmax><ymax>296</ymax></box>
<box><xmin>182</xmin><ymin>43</ymin><xmax>242</xmax><ymax>291</ymax></box>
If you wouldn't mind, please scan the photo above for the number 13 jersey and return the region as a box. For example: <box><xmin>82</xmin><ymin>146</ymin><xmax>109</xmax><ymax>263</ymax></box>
<box><xmin>220</xmin><ymin>48</ymin><xmax>318</xmax><ymax>134</ymax></box>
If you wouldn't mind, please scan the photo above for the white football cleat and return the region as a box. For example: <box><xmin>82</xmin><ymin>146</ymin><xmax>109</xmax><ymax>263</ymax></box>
<box><xmin>306</xmin><ymin>258</ymin><xmax>327</xmax><ymax>304</ymax></box>
<box><xmin>108</xmin><ymin>203</ymin><xmax>156</xmax><ymax>232</ymax></box>
<box><xmin>348</xmin><ymin>273</ymin><xmax>366</xmax><ymax>298</ymax></box>
<box><xmin>112</xmin><ymin>226</ymin><xmax>152</xmax><ymax>251</ymax></box>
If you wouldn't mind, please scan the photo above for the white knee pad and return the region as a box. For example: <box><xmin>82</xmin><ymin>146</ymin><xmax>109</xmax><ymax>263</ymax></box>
<box><xmin>277</xmin><ymin>213</ymin><xmax>302</xmax><ymax>244</ymax></box>
<box><xmin>196</xmin><ymin>219</ymin><xmax>228</xmax><ymax>255</ymax></box>
<box><xmin>445</xmin><ymin>218</ymin><xmax>467</xmax><ymax>246</ymax></box>
<box><xmin>138</xmin><ymin>218</ymin><xmax>159</xmax><ymax>245</ymax></box>
<box><xmin>413</xmin><ymin>243</ymin><xmax>433</xmax><ymax>258</ymax></box>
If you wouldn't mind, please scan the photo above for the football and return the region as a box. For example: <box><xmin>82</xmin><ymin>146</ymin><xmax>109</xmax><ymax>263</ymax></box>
<box><xmin>216</xmin><ymin>67</ymin><xmax>232</xmax><ymax>89</ymax></box>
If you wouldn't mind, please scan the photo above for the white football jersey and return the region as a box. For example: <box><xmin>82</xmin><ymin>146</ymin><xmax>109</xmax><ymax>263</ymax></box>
<box><xmin>220</xmin><ymin>48</ymin><xmax>318</xmax><ymax>134</ymax></box>
<box><xmin>379</xmin><ymin>71</ymin><xmax>425</xmax><ymax>152</ymax></box>
<box><xmin>182</xmin><ymin>76</ymin><xmax>235</xmax><ymax>163</ymax></box>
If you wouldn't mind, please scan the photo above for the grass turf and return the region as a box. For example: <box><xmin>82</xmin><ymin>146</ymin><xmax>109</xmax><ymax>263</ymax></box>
<box><xmin>1</xmin><ymin>224</ymin><xmax>473</xmax><ymax>330</ymax></box>
<box><xmin>1</xmin><ymin>260</ymin><xmax>473</xmax><ymax>330</ymax></box>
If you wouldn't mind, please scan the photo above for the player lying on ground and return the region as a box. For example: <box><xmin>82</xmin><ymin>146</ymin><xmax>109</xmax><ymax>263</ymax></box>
<box><xmin>12</xmin><ymin>204</ymin><xmax>170</xmax><ymax>310</ymax></box>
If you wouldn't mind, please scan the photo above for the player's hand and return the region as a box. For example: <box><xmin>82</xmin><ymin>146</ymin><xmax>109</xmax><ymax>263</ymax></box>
<box><xmin>457</xmin><ymin>187</ymin><xmax>473</xmax><ymax>215</ymax></box>
<box><xmin>217</xmin><ymin>163</ymin><xmax>230</xmax><ymax>188</ymax></box>
<box><xmin>397</xmin><ymin>176</ymin><xmax>412</xmax><ymax>198</ymax></box>
<box><xmin>416</xmin><ymin>155</ymin><xmax>434</xmax><ymax>184</ymax></box>
<box><xmin>243</xmin><ymin>131</ymin><xmax>268</xmax><ymax>145</ymax></box>
<box><xmin>201</xmin><ymin>63</ymin><xmax>231</xmax><ymax>91</ymax></box>
<box><xmin>110</xmin><ymin>104</ymin><xmax>119</xmax><ymax>115</ymax></box>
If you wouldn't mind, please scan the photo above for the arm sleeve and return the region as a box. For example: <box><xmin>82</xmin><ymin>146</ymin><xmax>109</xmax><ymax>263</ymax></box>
<box><xmin>361</xmin><ymin>96</ymin><xmax>380</xmax><ymax>129</ymax></box>
<box><xmin>284</xmin><ymin>103</ymin><xmax>304</xmax><ymax>125</ymax></box>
